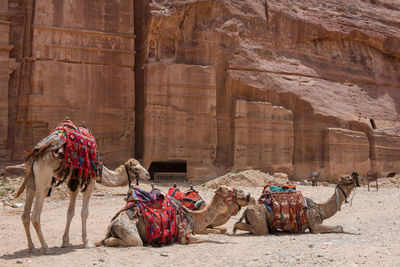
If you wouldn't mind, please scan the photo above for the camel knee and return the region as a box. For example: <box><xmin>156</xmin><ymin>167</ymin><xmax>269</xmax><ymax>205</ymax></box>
<box><xmin>22</xmin><ymin>213</ymin><xmax>30</xmax><ymax>225</ymax></box>
<box><xmin>31</xmin><ymin>214</ymin><xmax>41</xmax><ymax>229</ymax></box>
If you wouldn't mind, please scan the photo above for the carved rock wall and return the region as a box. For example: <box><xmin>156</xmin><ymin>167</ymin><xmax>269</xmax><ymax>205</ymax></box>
<box><xmin>3</xmin><ymin>0</ymin><xmax>400</xmax><ymax>181</ymax></box>
<box><xmin>142</xmin><ymin>62</ymin><xmax>217</xmax><ymax>180</ymax></box>
<box><xmin>233</xmin><ymin>100</ymin><xmax>293</xmax><ymax>174</ymax></box>
<box><xmin>372</xmin><ymin>133</ymin><xmax>400</xmax><ymax>176</ymax></box>
<box><xmin>0</xmin><ymin>0</ymin><xmax>16</xmax><ymax>159</ymax></box>
<box><xmin>323</xmin><ymin>128</ymin><xmax>370</xmax><ymax>180</ymax></box>
<box><xmin>8</xmin><ymin>0</ymin><xmax>135</xmax><ymax>166</ymax></box>
<box><xmin>142</xmin><ymin>0</ymin><xmax>400</xmax><ymax>181</ymax></box>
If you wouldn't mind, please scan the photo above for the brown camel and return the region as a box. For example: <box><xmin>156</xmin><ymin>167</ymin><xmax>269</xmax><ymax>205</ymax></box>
<box><xmin>14</xmin><ymin>154</ymin><xmax>149</xmax><ymax>253</ymax></box>
<box><xmin>233</xmin><ymin>175</ymin><xmax>359</xmax><ymax>235</ymax></box>
<box><xmin>168</xmin><ymin>185</ymin><xmax>255</xmax><ymax>234</ymax></box>
<box><xmin>99</xmin><ymin>185</ymin><xmax>247</xmax><ymax>247</ymax></box>
<box><xmin>207</xmin><ymin>190</ymin><xmax>255</xmax><ymax>233</ymax></box>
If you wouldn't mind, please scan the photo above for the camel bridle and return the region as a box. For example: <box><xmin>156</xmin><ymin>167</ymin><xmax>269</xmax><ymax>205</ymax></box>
<box><xmin>125</xmin><ymin>164</ymin><xmax>140</xmax><ymax>188</ymax></box>
<box><xmin>217</xmin><ymin>188</ymin><xmax>238</xmax><ymax>208</ymax></box>
<box><xmin>335</xmin><ymin>177</ymin><xmax>358</xmax><ymax>211</ymax></box>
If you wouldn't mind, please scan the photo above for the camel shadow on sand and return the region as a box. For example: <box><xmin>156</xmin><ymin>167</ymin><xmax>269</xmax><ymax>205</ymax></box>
<box><xmin>0</xmin><ymin>245</ymin><xmax>80</xmax><ymax>260</ymax></box>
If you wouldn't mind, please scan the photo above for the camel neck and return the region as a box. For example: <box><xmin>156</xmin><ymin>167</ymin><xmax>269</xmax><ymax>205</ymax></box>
<box><xmin>191</xmin><ymin>195</ymin><xmax>225</xmax><ymax>231</ymax></box>
<box><xmin>100</xmin><ymin>165</ymin><xmax>129</xmax><ymax>187</ymax></box>
<box><xmin>318</xmin><ymin>185</ymin><xmax>353</xmax><ymax>220</ymax></box>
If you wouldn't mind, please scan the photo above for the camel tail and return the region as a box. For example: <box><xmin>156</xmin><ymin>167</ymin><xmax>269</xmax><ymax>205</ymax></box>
<box><xmin>14</xmin><ymin>160</ymin><xmax>33</xmax><ymax>199</ymax></box>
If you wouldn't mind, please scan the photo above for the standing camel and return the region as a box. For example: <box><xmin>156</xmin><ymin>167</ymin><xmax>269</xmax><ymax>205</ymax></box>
<box><xmin>99</xmin><ymin>186</ymin><xmax>249</xmax><ymax>247</ymax></box>
<box><xmin>233</xmin><ymin>175</ymin><xmax>359</xmax><ymax>235</ymax></box>
<box><xmin>14</xmin><ymin>120</ymin><xmax>150</xmax><ymax>253</ymax></box>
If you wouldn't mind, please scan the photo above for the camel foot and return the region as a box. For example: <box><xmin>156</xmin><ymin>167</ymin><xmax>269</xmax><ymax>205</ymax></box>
<box><xmin>43</xmin><ymin>248</ymin><xmax>55</xmax><ymax>255</ymax></box>
<box><xmin>61</xmin><ymin>242</ymin><xmax>73</xmax><ymax>248</ymax></box>
<box><xmin>336</xmin><ymin>226</ymin><xmax>343</xmax><ymax>233</ymax></box>
<box><xmin>27</xmin><ymin>244</ymin><xmax>35</xmax><ymax>253</ymax></box>
<box><xmin>83</xmin><ymin>243</ymin><xmax>95</xmax><ymax>249</ymax></box>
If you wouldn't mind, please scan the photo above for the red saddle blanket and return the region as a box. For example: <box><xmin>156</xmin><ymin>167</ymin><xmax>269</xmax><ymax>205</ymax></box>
<box><xmin>270</xmin><ymin>191</ymin><xmax>307</xmax><ymax>232</ymax></box>
<box><xmin>167</xmin><ymin>187</ymin><xmax>204</xmax><ymax>210</ymax></box>
<box><xmin>26</xmin><ymin>119</ymin><xmax>103</xmax><ymax>183</ymax></box>
<box><xmin>123</xmin><ymin>187</ymin><xmax>178</xmax><ymax>247</ymax></box>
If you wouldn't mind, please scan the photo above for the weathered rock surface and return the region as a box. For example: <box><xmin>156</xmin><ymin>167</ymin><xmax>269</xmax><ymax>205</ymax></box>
<box><xmin>5</xmin><ymin>0</ymin><xmax>135</xmax><ymax>167</ymax></box>
<box><xmin>1</xmin><ymin>0</ymin><xmax>400</xmax><ymax>181</ymax></box>
<box><xmin>323</xmin><ymin>128</ymin><xmax>370</xmax><ymax>179</ymax></box>
<box><xmin>232</xmin><ymin>100</ymin><xmax>293</xmax><ymax>174</ymax></box>
<box><xmin>143</xmin><ymin>62</ymin><xmax>217</xmax><ymax>180</ymax></box>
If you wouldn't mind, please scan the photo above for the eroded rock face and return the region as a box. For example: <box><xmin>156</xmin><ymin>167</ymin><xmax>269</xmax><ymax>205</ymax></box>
<box><xmin>232</xmin><ymin>100</ymin><xmax>293</xmax><ymax>174</ymax></box>
<box><xmin>143</xmin><ymin>62</ymin><xmax>217</xmax><ymax>180</ymax></box>
<box><xmin>140</xmin><ymin>0</ymin><xmax>400</xmax><ymax>181</ymax></box>
<box><xmin>1</xmin><ymin>0</ymin><xmax>400</xmax><ymax>181</ymax></box>
<box><xmin>6</xmin><ymin>0</ymin><xmax>135</xmax><ymax>167</ymax></box>
<box><xmin>323</xmin><ymin>128</ymin><xmax>370</xmax><ymax>180</ymax></box>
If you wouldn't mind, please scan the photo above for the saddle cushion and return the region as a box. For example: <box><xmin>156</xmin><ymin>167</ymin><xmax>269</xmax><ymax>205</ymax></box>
<box><xmin>25</xmin><ymin>120</ymin><xmax>103</xmax><ymax>183</ymax></box>
<box><xmin>259</xmin><ymin>184</ymin><xmax>306</xmax><ymax>232</ymax></box>
<box><xmin>123</xmin><ymin>187</ymin><xmax>178</xmax><ymax>247</ymax></box>
<box><xmin>168</xmin><ymin>187</ymin><xmax>204</xmax><ymax>210</ymax></box>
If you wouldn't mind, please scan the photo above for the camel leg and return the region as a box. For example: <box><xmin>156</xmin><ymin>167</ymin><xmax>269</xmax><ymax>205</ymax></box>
<box><xmin>81</xmin><ymin>181</ymin><xmax>95</xmax><ymax>248</ymax></box>
<box><xmin>232</xmin><ymin>222</ymin><xmax>269</xmax><ymax>235</ymax></box>
<box><xmin>309</xmin><ymin>223</ymin><xmax>343</xmax><ymax>234</ymax></box>
<box><xmin>31</xmin><ymin>162</ymin><xmax>53</xmax><ymax>253</ymax></box>
<box><xmin>196</xmin><ymin>227</ymin><xmax>227</xmax><ymax>234</ymax></box>
<box><xmin>103</xmin><ymin>213</ymin><xmax>143</xmax><ymax>247</ymax></box>
<box><xmin>61</xmin><ymin>188</ymin><xmax>79</xmax><ymax>247</ymax></box>
<box><xmin>233</xmin><ymin>209</ymin><xmax>269</xmax><ymax>235</ymax></box>
<box><xmin>21</xmin><ymin>176</ymin><xmax>35</xmax><ymax>252</ymax></box>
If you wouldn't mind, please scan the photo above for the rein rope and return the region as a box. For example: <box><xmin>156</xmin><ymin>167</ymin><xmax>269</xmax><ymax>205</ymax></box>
<box><xmin>125</xmin><ymin>164</ymin><xmax>139</xmax><ymax>188</ymax></box>
<box><xmin>335</xmin><ymin>181</ymin><xmax>354</xmax><ymax>211</ymax></box>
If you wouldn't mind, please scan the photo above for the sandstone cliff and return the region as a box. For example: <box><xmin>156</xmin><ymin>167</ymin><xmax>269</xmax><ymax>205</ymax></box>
<box><xmin>139</xmin><ymin>0</ymin><xmax>400</xmax><ymax>180</ymax></box>
<box><xmin>1</xmin><ymin>0</ymin><xmax>399</xmax><ymax>181</ymax></box>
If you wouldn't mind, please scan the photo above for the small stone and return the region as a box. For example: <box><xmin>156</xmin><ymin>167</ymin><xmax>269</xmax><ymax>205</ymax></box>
<box><xmin>12</xmin><ymin>203</ymin><xmax>24</xmax><ymax>208</ymax></box>
<box><xmin>308</xmin><ymin>244</ymin><xmax>313</xmax><ymax>248</ymax></box>
<box><xmin>16</xmin><ymin>260</ymin><xmax>23</xmax><ymax>264</ymax></box>
<box><xmin>93</xmin><ymin>263</ymin><xmax>98</xmax><ymax>265</ymax></box>
<box><xmin>160</xmin><ymin>253</ymin><xmax>168</xmax><ymax>257</ymax></box>
<box><xmin>300</xmin><ymin>180</ymin><xmax>308</xmax><ymax>185</ymax></box>
<box><xmin>99</xmin><ymin>258</ymin><xmax>105</xmax><ymax>262</ymax></box>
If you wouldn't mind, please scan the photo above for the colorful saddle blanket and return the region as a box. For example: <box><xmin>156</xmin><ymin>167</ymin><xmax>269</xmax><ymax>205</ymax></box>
<box><xmin>259</xmin><ymin>184</ymin><xmax>306</xmax><ymax>232</ymax></box>
<box><xmin>26</xmin><ymin>120</ymin><xmax>103</xmax><ymax>186</ymax></box>
<box><xmin>123</xmin><ymin>187</ymin><xmax>178</xmax><ymax>247</ymax></box>
<box><xmin>167</xmin><ymin>187</ymin><xmax>204</xmax><ymax>210</ymax></box>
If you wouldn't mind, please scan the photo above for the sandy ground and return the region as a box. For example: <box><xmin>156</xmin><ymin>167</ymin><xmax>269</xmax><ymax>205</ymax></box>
<box><xmin>1</xmin><ymin>178</ymin><xmax>400</xmax><ymax>267</ymax></box>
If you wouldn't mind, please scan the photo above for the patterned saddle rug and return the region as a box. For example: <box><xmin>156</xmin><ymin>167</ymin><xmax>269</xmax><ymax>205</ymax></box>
<box><xmin>259</xmin><ymin>184</ymin><xmax>307</xmax><ymax>232</ymax></box>
<box><xmin>25</xmin><ymin>119</ymin><xmax>103</xmax><ymax>191</ymax></box>
<box><xmin>122</xmin><ymin>187</ymin><xmax>179</xmax><ymax>247</ymax></box>
<box><xmin>167</xmin><ymin>187</ymin><xmax>204</xmax><ymax>210</ymax></box>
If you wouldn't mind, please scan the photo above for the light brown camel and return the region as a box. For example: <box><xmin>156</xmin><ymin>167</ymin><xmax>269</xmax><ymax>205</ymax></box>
<box><xmin>206</xmin><ymin>190</ymin><xmax>255</xmax><ymax>233</ymax></box>
<box><xmin>167</xmin><ymin>184</ymin><xmax>255</xmax><ymax>234</ymax></box>
<box><xmin>233</xmin><ymin>175</ymin><xmax>359</xmax><ymax>235</ymax></box>
<box><xmin>99</xmin><ymin>186</ymin><xmax>247</xmax><ymax>247</ymax></box>
<box><xmin>14</xmin><ymin>153</ymin><xmax>149</xmax><ymax>253</ymax></box>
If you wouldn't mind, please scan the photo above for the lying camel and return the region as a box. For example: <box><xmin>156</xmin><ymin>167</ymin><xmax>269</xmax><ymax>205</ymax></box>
<box><xmin>168</xmin><ymin>185</ymin><xmax>255</xmax><ymax>234</ymax></box>
<box><xmin>233</xmin><ymin>175</ymin><xmax>359</xmax><ymax>235</ymax></box>
<box><xmin>99</xmin><ymin>185</ymin><xmax>247</xmax><ymax>247</ymax></box>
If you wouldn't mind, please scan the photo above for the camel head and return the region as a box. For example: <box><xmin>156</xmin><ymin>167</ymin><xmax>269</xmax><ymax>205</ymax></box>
<box><xmin>125</xmin><ymin>158</ymin><xmax>150</xmax><ymax>181</ymax></box>
<box><xmin>338</xmin><ymin>174</ymin><xmax>359</xmax><ymax>188</ymax></box>
<box><xmin>214</xmin><ymin>186</ymin><xmax>249</xmax><ymax>213</ymax></box>
<box><xmin>234</xmin><ymin>189</ymin><xmax>255</xmax><ymax>207</ymax></box>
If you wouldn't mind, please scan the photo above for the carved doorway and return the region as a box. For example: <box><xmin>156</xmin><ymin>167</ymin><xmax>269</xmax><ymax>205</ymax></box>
<box><xmin>148</xmin><ymin>160</ymin><xmax>187</xmax><ymax>182</ymax></box>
